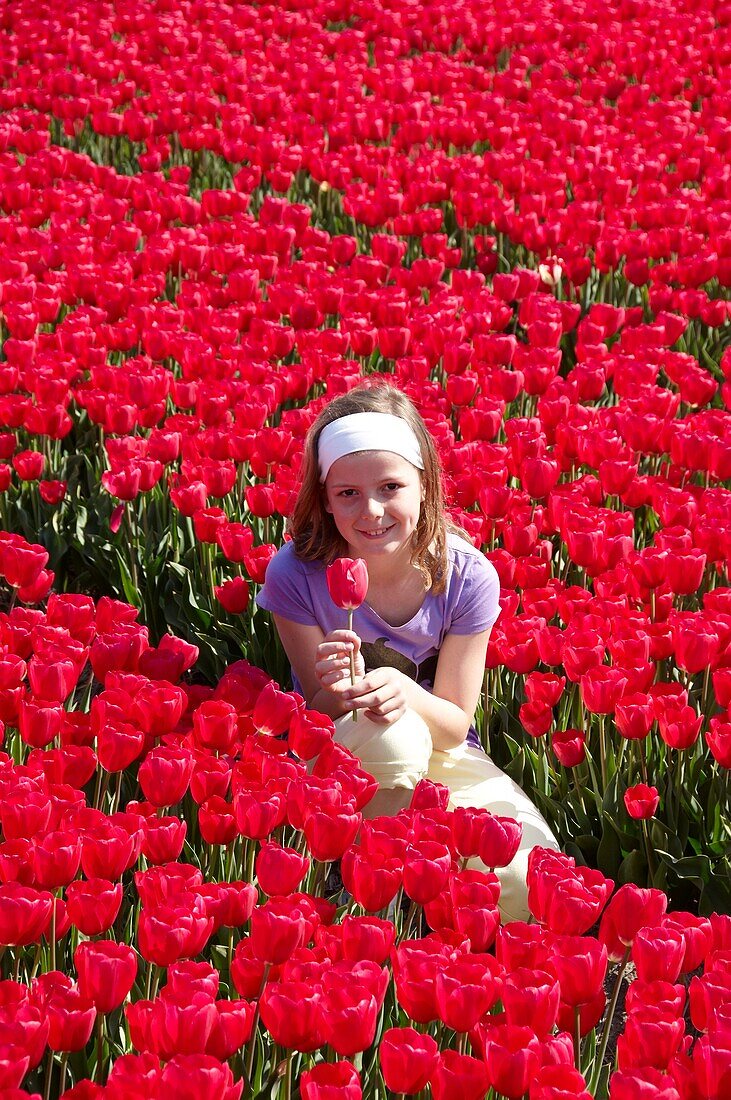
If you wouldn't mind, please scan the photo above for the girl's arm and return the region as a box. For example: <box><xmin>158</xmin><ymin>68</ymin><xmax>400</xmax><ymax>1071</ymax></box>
<box><xmin>341</xmin><ymin>628</ymin><xmax>492</xmax><ymax>751</ymax></box>
<box><xmin>272</xmin><ymin>614</ymin><xmax>365</xmax><ymax>720</ymax></box>
<box><xmin>274</xmin><ymin>611</ymin><xmax>491</xmax><ymax>749</ymax></box>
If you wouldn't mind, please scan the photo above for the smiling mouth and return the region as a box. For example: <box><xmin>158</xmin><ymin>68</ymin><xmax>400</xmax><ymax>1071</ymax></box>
<box><xmin>358</xmin><ymin>526</ymin><xmax>394</xmax><ymax>538</ymax></box>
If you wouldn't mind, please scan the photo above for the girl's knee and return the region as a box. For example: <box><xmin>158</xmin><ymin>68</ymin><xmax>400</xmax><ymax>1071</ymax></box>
<box><xmin>334</xmin><ymin>707</ymin><xmax>432</xmax><ymax>794</ymax></box>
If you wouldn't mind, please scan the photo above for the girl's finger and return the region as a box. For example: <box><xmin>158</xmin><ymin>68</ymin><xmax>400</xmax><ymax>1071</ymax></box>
<box><xmin>318</xmin><ymin>642</ymin><xmax>353</xmax><ymax>657</ymax></box>
<box><xmin>320</xmin><ymin>664</ymin><xmax>349</xmax><ymax>682</ymax></box>
<box><xmin>324</xmin><ymin>629</ymin><xmax>360</xmax><ymax>645</ymax></box>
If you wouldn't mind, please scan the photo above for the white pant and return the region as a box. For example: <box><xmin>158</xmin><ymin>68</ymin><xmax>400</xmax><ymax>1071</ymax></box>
<box><xmin>334</xmin><ymin>709</ymin><xmax>559</xmax><ymax>923</ymax></box>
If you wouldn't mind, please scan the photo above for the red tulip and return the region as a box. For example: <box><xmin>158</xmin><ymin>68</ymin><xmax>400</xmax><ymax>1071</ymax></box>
<box><xmin>435</xmin><ymin>953</ymin><xmax>502</xmax><ymax>1031</ymax></box>
<box><xmin>198</xmin><ymin>795</ymin><xmax>238</xmax><ymax>846</ymax></box>
<box><xmin>340</xmin><ymin>846</ymin><xmax>402</xmax><ymax>912</ymax></box>
<box><xmin>609</xmin><ymin>1068</ymin><xmax>681</xmax><ymax>1100</ymax></box>
<box><xmin>252</xmin><ymin>680</ymin><xmax>301</xmax><ymax>735</ymax></box>
<box><xmin>598</xmin><ymin>885</ymin><xmax>668</xmax><ymax>961</ymax></box>
<box><xmin>633</xmin><ymin>925</ymin><xmax>686</xmax><ymax>983</ymax></box>
<box><xmin>66</xmin><ymin>879</ymin><xmax>123</xmax><ymax>935</ymax></box>
<box><xmin>325</xmin><ymin>557</ymin><xmax>369</xmax><ymax>611</ymax></box>
<box><xmin>31</xmin><ymin>830</ymin><xmax>82</xmax><ymax>889</ymax></box>
<box><xmin>75</xmin><ymin>940</ymin><xmax>137</xmax><ymax>1014</ymax></box>
<box><xmin>205</xmin><ymin>1000</ymin><xmax>256</xmax><ymax>1061</ymax></box>
<box><xmin>503</xmin><ymin>967</ymin><xmax>560</xmax><ymax>1038</ymax></box>
<box><xmin>40</xmin><ymin>982</ymin><xmax>96</xmax><ymax>1053</ymax></box>
<box><xmin>138</xmin><ymin>746</ymin><xmax>194</xmax><ymax>807</ymax></box>
<box><xmin>624</xmin><ymin>783</ymin><xmax>660</xmax><ymax>820</ymax></box>
<box><xmin>159</xmin><ymin>1054</ymin><xmax>242</xmax><ymax>1100</ymax></box>
<box><xmin>430</xmin><ymin>1050</ymin><xmax>491</xmax><ymax>1100</ymax></box>
<box><xmin>549</xmin><ymin>934</ymin><xmax>608</xmax><ymax>1007</ymax></box>
<box><xmin>0</xmin><ymin>883</ymin><xmax>53</xmax><ymax>946</ymax></box>
<box><xmin>552</xmin><ymin>728</ymin><xmax>587</xmax><ymax>767</ymax></box>
<box><xmin>617</xmin><ymin>1007</ymin><xmax>685</xmax><ymax>1072</ymax></box>
<box><xmin>477</xmin><ymin>1022</ymin><xmax>543</xmax><ymax>1099</ymax></box>
<box><xmin>249</xmin><ymin>898</ymin><xmax>309</xmax><ymax>965</ymax></box>
<box><xmin>528</xmin><ymin>849</ymin><xmax>613</xmax><ymax>934</ymax></box>
<box><xmin>80</xmin><ymin>821</ymin><xmax>142</xmax><ymax>880</ymax></box>
<box><xmin>12</xmin><ymin>450</ymin><xmax>45</xmax><ymax>481</ymax></box>
<box><xmin>255</xmin><ymin>841</ymin><xmax>310</xmax><ymax>896</ymax></box>
<box><xmin>303</xmin><ymin>806</ymin><xmax>361</xmax><ymax>862</ymax></box>
<box><xmin>320</xmin><ymin>984</ymin><xmax>379</xmax><ymax>1056</ymax></box>
<box><xmin>380</xmin><ymin>1027</ymin><xmax>439</xmax><ymax>1094</ymax></box>
<box><xmin>300</xmin><ymin>1061</ymin><xmax>361</xmax><ymax>1100</ymax></box>
<box><xmin>259</xmin><ymin>980</ymin><xmax>323</xmax><ymax>1051</ymax></box>
<box><xmin>192</xmin><ymin>700</ymin><xmax>238</xmax><ymax>753</ymax></box>
<box><xmin>477</xmin><ymin>813</ymin><xmax>523</xmax><ymax>868</ymax></box>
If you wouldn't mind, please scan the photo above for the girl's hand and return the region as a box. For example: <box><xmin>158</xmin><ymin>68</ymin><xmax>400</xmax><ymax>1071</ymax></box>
<box><xmin>314</xmin><ymin>630</ymin><xmax>365</xmax><ymax>694</ymax></box>
<box><xmin>341</xmin><ymin>666</ymin><xmax>412</xmax><ymax>725</ymax></box>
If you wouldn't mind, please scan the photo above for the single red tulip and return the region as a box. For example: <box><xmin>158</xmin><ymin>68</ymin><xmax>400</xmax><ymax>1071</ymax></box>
<box><xmin>75</xmin><ymin>940</ymin><xmax>137</xmax><ymax>1014</ymax></box>
<box><xmin>380</xmin><ymin>1027</ymin><xmax>439</xmax><ymax>1094</ymax></box>
<box><xmin>325</xmin><ymin>557</ymin><xmax>369</xmax><ymax>610</ymax></box>
<box><xmin>300</xmin><ymin>1061</ymin><xmax>361</xmax><ymax>1100</ymax></box>
<box><xmin>624</xmin><ymin>783</ymin><xmax>660</xmax><ymax>819</ymax></box>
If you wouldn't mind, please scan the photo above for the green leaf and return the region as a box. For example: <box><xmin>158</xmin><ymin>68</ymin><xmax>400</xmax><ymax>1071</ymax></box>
<box><xmin>501</xmin><ymin>746</ymin><xmax>526</xmax><ymax>785</ymax></box>
<box><xmin>699</xmin><ymin>867</ymin><xmax>731</xmax><ymax>915</ymax></box>
<box><xmin>597</xmin><ymin>819</ymin><xmax>623</xmax><ymax>878</ymax></box>
<box><xmin>75</xmin><ymin>503</ymin><xmax>88</xmax><ymax>544</ymax></box>
<box><xmin>114</xmin><ymin>550</ymin><xmax>139</xmax><ymax>607</ymax></box>
<box><xmin>617</xmin><ymin>848</ymin><xmax>647</xmax><ymax>885</ymax></box>
<box><xmin>656</xmin><ymin>852</ymin><xmax>711</xmax><ymax>885</ymax></box>
<box><xmin>571</xmin><ymin>834</ymin><xmax>600</xmax><ymax>864</ymax></box>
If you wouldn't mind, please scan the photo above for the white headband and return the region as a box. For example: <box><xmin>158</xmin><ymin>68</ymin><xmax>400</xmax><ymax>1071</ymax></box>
<box><xmin>318</xmin><ymin>413</ymin><xmax>425</xmax><ymax>481</ymax></box>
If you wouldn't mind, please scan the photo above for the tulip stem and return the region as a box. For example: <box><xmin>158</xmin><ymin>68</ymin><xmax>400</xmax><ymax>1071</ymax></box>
<box><xmin>284</xmin><ymin>1050</ymin><xmax>292</xmax><ymax>1100</ymax></box>
<box><xmin>402</xmin><ymin>899</ymin><xmax>419</xmax><ymax>941</ymax></box>
<box><xmin>50</xmin><ymin>893</ymin><xmax>58</xmax><ymax>972</ymax></box>
<box><xmin>247</xmin><ymin>839</ymin><xmax>257</xmax><ymax>885</ymax></box>
<box><xmin>245</xmin><ymin>964</ymin><xmax>270</xmax><ymax>1081</ymax></box>
<box><xmin>95</xmin><ymin>1013</ymin><xmax>105</xmax><ymax>1083</ymax></box>
<box><xmin>590</xmin><ymin>945</ymin><xmax>631</xmax><ymax>1093</ymax></box>
<box><xmin>642</xmin><ymin>818</ymin><xmax>658</xmax><ymax>882</ymax></box>
<box><xmin>347</xmin><ymin>609</ymin><xmax>357</xmax><ymax>722</ymax></box>
<box><xmin>43</xmin><ymin>1051</ymin><xmax>54</xmax><ymax>1100</ymax></box>
<box><xmin>573</xmin><ymin>1005</ymin><xmax>582</xmax><ymax>1070</ymax></box>
<box><xmin>598</xmin><ymin>715</ymin><xmax>607</xmax><ymax>790</ymax></box>
<box><xmin>59</xmin><ymin>1053</ymin><xmax>68</xmax><ymax>1095</ymax></box>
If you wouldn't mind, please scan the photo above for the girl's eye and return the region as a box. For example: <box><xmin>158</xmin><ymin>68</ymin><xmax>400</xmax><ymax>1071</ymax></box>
<box><xmin>384</xmin><ymin>483</ymin><xmax>402</xmax><ymax>492</ymax></box>
<box><xmin>338</xmin><ymin>489</ymin><xmax>357</xmax><ymax>498</ymax></box>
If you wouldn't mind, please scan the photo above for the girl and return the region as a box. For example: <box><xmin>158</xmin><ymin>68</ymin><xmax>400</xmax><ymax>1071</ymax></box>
<box><xmin>257</xmin><ymin>383</ymin><xmax>558</xmax><ymax>921</ymax></box>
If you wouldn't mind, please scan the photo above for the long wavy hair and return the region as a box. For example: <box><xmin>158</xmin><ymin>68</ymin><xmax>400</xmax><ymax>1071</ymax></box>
<box><xmin>288</xmin><ymin>383</ymin><xmax>459</xmax><ymax>593</ymax></box>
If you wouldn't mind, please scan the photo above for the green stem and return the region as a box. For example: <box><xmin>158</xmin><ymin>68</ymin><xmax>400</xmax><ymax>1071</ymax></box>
<box><xmin>96</xmin><ymin>1013</ymin><xmax>105</xmax><ymax>1083</ymax></box>
<box><xmin>642</xmin><ymin>818</ymin><xmax>658</xmax><ymax>882</ymax></box>
<box><xmin>590</xmin><ymin>946</ymin><xmax>631</xmax><ymax>1092</ymax></box>
<box><xmin>347</xmin><ymin>608</ymin><xmax>357</xmax><ymax>722</ymax></box>
<box><xmin>573</xmin><ymin>1005</ymin><xmax>582</xmax><ymax>1071</ymax></box>
<box><xmin>244</xmin><ymin>963</ymin><xmax>271</xmax><ymax>1081</ymax></box>
<box><xmin>50</xmin><ymin>893</ymin><xmax>58</xmax><ymax>973</ymax></box>
<box><xmin>43</xmin><ymin>1051</ymin><xmax>55</xmax><ymax>1100</ymax></box>
<box><xmin>598</xmin><ymin>714</ymin><xmax>607</xmax><ymax>791</ymax></box>
<box><xmin>284</xmin><ymin>1050</ymin><xmax>292</xmax><ymax>1100</ymax></box>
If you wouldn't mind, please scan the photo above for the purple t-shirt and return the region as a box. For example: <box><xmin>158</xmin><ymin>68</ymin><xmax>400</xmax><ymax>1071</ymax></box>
<box><xmin>256</xmin><ymin>533</ymin><xmax>501</xmax><ymax>748</ymax></box>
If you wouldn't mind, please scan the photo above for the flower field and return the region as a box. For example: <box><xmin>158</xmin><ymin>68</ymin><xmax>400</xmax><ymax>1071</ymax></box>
<box><xmin>0</xmin><ymin>0</ymin><xmax>730</xmax><ymax>1096</ymax></box>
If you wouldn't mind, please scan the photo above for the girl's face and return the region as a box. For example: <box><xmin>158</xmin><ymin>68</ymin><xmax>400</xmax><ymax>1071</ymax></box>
<box><xmin>324</xmin><ymin>450</ymin><xmax>425</xmax><ymax>565</ymax></box>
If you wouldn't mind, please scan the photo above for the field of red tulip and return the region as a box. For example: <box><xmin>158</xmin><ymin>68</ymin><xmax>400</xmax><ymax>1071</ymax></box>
<box><xmin>0</xmin><ymin>0</ymin><xmax>730</xmax><ymax>1096</ymax></box>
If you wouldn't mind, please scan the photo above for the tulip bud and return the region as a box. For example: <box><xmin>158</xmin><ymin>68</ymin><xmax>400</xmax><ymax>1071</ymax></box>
<box><xmin>325</xmin><ymin>557</ymin><xmax>369</xmax><ymax>611</ymax></box>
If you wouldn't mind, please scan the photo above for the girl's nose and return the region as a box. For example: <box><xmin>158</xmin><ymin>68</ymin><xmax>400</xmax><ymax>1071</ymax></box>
<box><xmin>361</xmin><ymin>496</ymin><xmax>384</xmax><ymax>519</ymax></box>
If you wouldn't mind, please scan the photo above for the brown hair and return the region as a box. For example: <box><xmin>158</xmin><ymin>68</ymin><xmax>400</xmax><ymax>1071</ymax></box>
<box><xmin>288</xmin><ymin>382</ymin><xmax>460</xmax><ymax>593</ymax></box>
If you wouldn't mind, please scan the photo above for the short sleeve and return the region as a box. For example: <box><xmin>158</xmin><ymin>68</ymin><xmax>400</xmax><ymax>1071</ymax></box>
<box><xmin>255</xmin><ymin>543</ymin><xmax>320</xmax><ymax>626</ymax></box>
<box><xmin>448</xmin><ymin>545</ymin><xmax>501</xmax><ymax>635</ymax></box>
